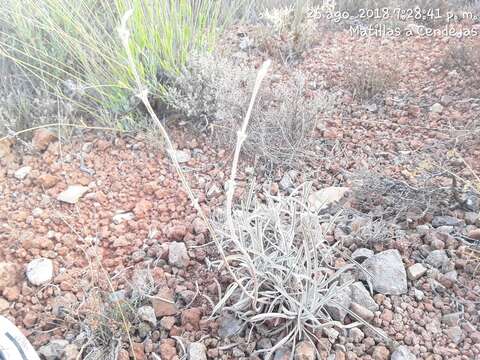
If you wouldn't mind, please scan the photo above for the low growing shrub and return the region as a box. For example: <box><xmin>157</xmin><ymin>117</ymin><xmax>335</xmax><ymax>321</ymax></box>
<box><xmin>164</xmin><ymin>53</ymin><xmax>334</xmax><ymax>167</ymax></box>
<box><xmin>212</xmin><ymin>184</ymin><xmax>360</xmax><ymax>356</ymax></box>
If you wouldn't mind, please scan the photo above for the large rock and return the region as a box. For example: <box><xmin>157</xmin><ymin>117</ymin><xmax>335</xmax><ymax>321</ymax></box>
<box><xmin>359</xmin><ymin>250</ymin><xmax>407</xmax><ymax>295</ymax></box>
<box><xmin>26</xmin><ymin>258</ymin><xmax>53</xmax><ymax>286</ymax></box>
<box><xmin>57</xmin><ymin>185</ymin><xmax>89</xmax><ymax>204</ymax></box>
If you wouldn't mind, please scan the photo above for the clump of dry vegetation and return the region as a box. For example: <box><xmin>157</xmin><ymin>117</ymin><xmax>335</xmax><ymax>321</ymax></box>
<box><xmin>165</xmin><ymin>53</ymin><xmax>334</xmax><ymax>167</ymax></box>
<box><xmin>341</xmin><ymin>52</ymin><xmax>398</xmax><ymax>101</ymax></box>
<box><xmin>255</xmin><ymin>4</ymin><xmax>319</xmax><ymax>63</ymax></box>
<box><xmin>352</xmin><ymin>171</ymin><xmax>452</xmax><ymax>220</ymax></box>
<box><xmin>443</xmin><ymin>40</ymin><xmax>480</xmax><ymax>90</ymax></box>
<box><xmin>212</xmin><ymin>184</ymin><xmax>361</xmax><ymax>356</ymax></box>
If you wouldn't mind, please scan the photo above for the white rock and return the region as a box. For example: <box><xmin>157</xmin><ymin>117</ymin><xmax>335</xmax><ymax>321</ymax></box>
<box><xmin>425</xmin><ymin>250</ymin><xmax>449</xmax><ymax>270</ymax></box>
<box><xmin>407</xmin><ymin>263</ymin><xmax>427</xmax><ymax>280</ymax></box>
<box><xmin>358</xmin><ymin>249</ymin><xmax>407</xmax><ymax>295</ymax></box>
<box><xmin>138</xmin><ymin>305</ymin><xmax>157</xmax><ymax>327</ymax></box>
<box><xmin>430</xmin><ymin>103</ymin><xmax>443</xmax><ymax>113</ymax></box>
<box><xmin>26</xmin><ymin>258</ymin><xmax>53</xmax><ymax>286</ymax></box>
<box><xmin>112</xmin><ymin>211</ymin><xmax>135</xmax><ymax>224</ymax></box>
<box><xmin>188</xmin><ymin>342</ymin><xmax>207</xmax><ymax>360</ymax></box>
<box><xmin>169</xmin><ymin>149</ymin><xmax>191</xmax><ymax>163</ymax></box>
<box><xmin>308</xmin><ymin>187</ymin><xmax>351</xmax><ymax>211</ymax></box>
<box><xmin>391</xmin><ymin>345</ymin><xmax>416</xmax><ymax>360</ymax></box>
<box><xmin>57</xmin><ymin>185</ymin><xmax>89</xmax><ymax>204</ymax></box>
<box><xmin>349</xmin><ymin>281</ymin><xmax>379</xmax><ymax>312</ymax></box>
<box><xmin>168</xmin><ymin>242</ymin><xmax>189</xmax><ymax>268</ymax></box>
<box><xmin>14</xmin><ymin>166</ymin><xmax>32</xmax><ymax>180</ymax></box>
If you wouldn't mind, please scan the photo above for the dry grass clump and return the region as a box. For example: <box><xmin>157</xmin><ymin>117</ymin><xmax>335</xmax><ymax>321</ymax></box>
<box><xmin>212</xmin><ymin>184</ymin><xmax>358</xmax><ymax>356</ymax></box>
<box><xmin>341</xmin><ymin>52</ymin><xmax>398</xmax><ymax>101</ymax></box>
<box><xmin>165</xmin><ymin>53</ymin><xmax>334</xmax><ymax>167</ymax></box>
<box><xmin>443</xmin><ymin>40</ymin><xmax>480</xmax><ymax>90</ymax></box>
<box><xmin>255</xmin><ymin>4</ymin><xmax>319</xmax><ymax>63</ymax></box>
<box><xmin>352</xmin><ymin>171</ymin><xmax>451</xmax><ymax>220</ymax></box>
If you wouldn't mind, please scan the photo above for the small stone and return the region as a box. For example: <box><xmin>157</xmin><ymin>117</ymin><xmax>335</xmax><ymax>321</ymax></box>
<box><xmin>108</xmin><ymin>290</ymin><xmax>126</xmax><ymax>303</ymax></box>
<box><xmin>294</xmin><ymin>341</ymin><xmax>315</xmax><ymax>360</ymax></box>
<box><xmin>431</xmin><ymin>216</ymin><xmax>460</xmax><ymax>228</ymax></box>
<box><xmin>351</xmin><ymin>248</ymin><xmax>374</xmax><ymax>262</ymax></box>
<box><xmin>0</xmin><ymin>262</ymin><xmax>18</xmax><ymax>291</ymax></box>
<box><xmin>57</xmin><ymin>185</ymin><xmax>89</xmax><ymax>204</ymax></box>
<box><xmin>326</xmin><ymin>287</ymin><xmax>351</xmax><ymax>321</ymax></box>
<box><xmin>465</xmin><ymin>212</ymin><xmax>479</xmax><ymax>225</ymax></box>
<box><xmin>192</xmin><ymin>218</ymin><xmax>208</xmax><ymax>235</ymax></box>
<box><xmin>218</xmin><ymin>313</ymin><xmax>243</xmax><ymax>338</ymax></box>
<box><xmin>372</xmin><ymin>345</ymin><xmax>390</xmax><ymax>360</ymax></box>
<box><xmin>37</xmin><ymin>174</ymin><xmax>59</xmax><ymax>188</ymax></box>
<box><xmin>38</xmin><ymin>339</ymin><xmax>69</xmax><ymax>360</ymax></box>
<box><xmin>132</xmin><ymin>342</ymin><xmax>145</xmax><ymax>359</ymax></box>
<box><xmin>407</xmin><ymin>263</ymin><xmax>427</xmax><ymax>280</ymax></box>
<box><xmin>188</xmin><ymin>342</ymin><xmax>207</xmax><ymax>360</ymax></box>
<box><xmin>169</xmin><ymin>149</ymin><xmax>191</xmax><ymax>163</ymax></box>
<box><xmin>468</xmin><ymin>228</ymin><xmax>480</xmax><ymax>240</ymax></box>
<box><xmin>349</xmin><ymin>328</ymin><xmax>364</xmax><ymax>343</ymax></box>
<box><xmin>32</xmin><ymin>129</ymin><xmax>57</xmax><ymax>151</ymax></box>
<box><xmin>324</xmin><ymin>327</ymin><xmax>340</xmax><ymax>342</ymax></box>
<box><xmin>138</xmin><ymin>305</ymin><xmax>157</xmax><ymax>327</ymax></box>
<box><xmin>349</xmin><ymin>281</ymin><xmax>378</xmax><ymax>312</ymax></box>
<box><xmin>181</xmin><ymin>307</ymin><xmax>202</xmax><ymax>330</ymax></box>
<box><xmin>160</xmin><ymin>316</ymin><xmax>176</xmax><ymax>330</ymax></box>
<box><xmin>445</xmin><ymin>326</ymin><xmax>463</xmax><ymax>344</ymax></box>
<box><xmin>152</xmin><ymin>287</ymin><xmax>177</xmax><ymax>316</ymax></box>
<box><xmin>308</xmin><ymin>187</ymin><xmax>351</xmax><ymax>211</ymax></box>
<box><xmin>391</xmin><ymin>345</ymin><xmax>415</xmax><ymax>360</ymax></box>
<box><xmin>14</xmin><ymin>166</ymin><xmax>31</xmax><ymax>180</ymax></box>
<box><xmin>64</xmin><ymin>344</ymin><xmax>79</xmax><ymax>360</ymax></box>
<box><xmin>430</xmin><ymin>103</ymin><xmax>443</xmax><ymax>114</ymax></box>
<box><xmin>159</xmin><ymin>339</ymin><xmax>177</xmax><ymax>360</ymax></box>
<box><xmin>425</xmin><ymin>250</ymin><xmax>449</xmax><ymax>270</ymax></box>
<box><xmin>413</xmin><ymin>289</ymin><xmax>424</xmax><ymax>301</ymax></box>
<box><xmin>168</xmin><ymin>242</ymin><xmax>189</xmax><ymax>268</ymax></box>
<box><xmin>0</xmin><ymin>298</ymin><xmax>9</xmax><ymax>313</ymax></box>
<box><xmin>274</xmin><ymin>347</ymin><xmax>292</xmax><ymax>360</ymax></box>
<box><xmin>26</xmin><ymin>258</ymin><xmax>53</xmax><ymax>286</ymax></box>
<box><xmin>112</xmin><ymin>212</ymin><xmax>135</xmax><ymax>224</ymax></box>
<box><xmin>279</xmin><ymin>171</ymin><xmax>297</xmax><ymax>191</ymax></box>
<box><xmin>358</xmin><ymin>249</ymin><xmax>407</xmax><ymax>295</ymax></box>
<box><xmin>350</xmin><ymin>302</ymin><xmax>374</xmax><ymax>322</ymax></box>
<box><xmin>442</xmin><ymin>312</ymin><xmax>462</xmax><ymax>327</ymax></box>
<box><xmin>167</xmin><ymin>225</ymin><xmax>187</xmax><ymax>241</ymax></box>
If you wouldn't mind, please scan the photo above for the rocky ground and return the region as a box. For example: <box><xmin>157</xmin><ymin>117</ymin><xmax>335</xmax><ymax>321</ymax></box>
<box><xmin>1</xmin><ymin>25</ymin><xmax>480</xmax><ymax>360</ymax></box>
